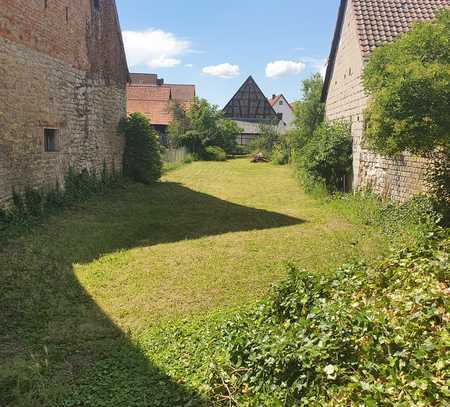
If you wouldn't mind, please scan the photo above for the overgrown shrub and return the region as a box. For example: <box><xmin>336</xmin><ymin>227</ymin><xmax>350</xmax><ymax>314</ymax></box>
<box><xmin>1</xmin><ymin>163</ymin><xmax>121</xmax><ymax>229</ymax></box>
<box><xmin>120</xmin><ymin>112</ymin><xmax>162</xmax><ymax>184</ymax></box>
<box><xmin>249</xmin><ymin>122</ymin><xmax>280</xmax><ymax>156</ymax></box>
<box><xmin>204</xmin><ymin>146</ymin><xmax>226</xmax><ymax>161</ymax></box>
<box><xmin>362</xmin><ymin>10</ymin><xmax>450</xmax><ymax>156</ymax></box>
<box><xmin>167</xmin><ymin>98</ymin><xmax>240</xmax><ymax>156</ymax></box>
<box><xmin>426</xmin><ymin>151</ymin><xmax>450</xmax><ymax>225</ymax></box>
<box><xmin>271</xmin><ymin>143</ymin><xmax>290</xmax><ymax>165</ymax></box>
<box><xmin>209</xmin><ymin>233</ymin><xmax>448</xmax><ymax>405</ymax></box>
<box><xmin>297</xmin><ymin>121</ymin><xmax>352</xmax><ymax>192</ymax></box>
<box><xmin>143</xmin><ymin>228</ymin><xmax>448</xmax><ymax>406</ymax></box>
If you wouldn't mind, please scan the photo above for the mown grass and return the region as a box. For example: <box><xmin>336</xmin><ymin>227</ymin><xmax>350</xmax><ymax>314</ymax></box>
<box><xmin>0</xmin><ymin>159</ymin><xmax>388</xmax><ymax>406</ymax></box>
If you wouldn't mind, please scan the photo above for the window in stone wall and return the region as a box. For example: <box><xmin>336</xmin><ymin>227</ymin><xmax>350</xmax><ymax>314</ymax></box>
<box><xmin>44</xmin><ymin>129</ymin><xmax>58</xmax><ymax>152</ymax></box>
<box><xmin>44</xmin><ymin>0</ymin><xmax>48</xmax><ymax>9</ymax></box>
<box><xmin>93</xmin><ymin>0</ymin><xmax>100</xmax><ymax>10</ymax></box>
<box><xmin>65</xmin><ymin>7</ymin><xmax>69</xmax><ymax>22</ymax></box>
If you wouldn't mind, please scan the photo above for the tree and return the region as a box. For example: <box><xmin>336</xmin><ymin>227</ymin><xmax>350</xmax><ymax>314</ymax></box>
<box><xmin>120</xmin><ymin>113</ymin><xmax>162</xmax><ymax>184</ymax></box>
<box><xmin>167</xmin><ymin>97</ymin><xmax>239</xmax><ymax>156</ymax></box>
<box><xmin>291</xmin><ymin>73</ymin><xmax>325</xmax><ymax>150</ymax></box>
<box><xmin>363</xmin><ymin>10</ymin><xmax>450</xmax><ymax>157</ymax></box>
<box><xmin>167</xmin><ymin>102</ymin><xmax>190</xmax><ymax>148</ymax></box>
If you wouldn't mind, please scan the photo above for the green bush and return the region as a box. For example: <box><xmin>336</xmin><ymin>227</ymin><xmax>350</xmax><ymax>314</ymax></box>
<box><xmin>168</xmin><ymin>98</ymin><xmax>240</xmax><ymax>156</ymax></box>
<box><xmin>204</xmin><ymin>146</ymin><xmax>226</xmax><ymax>161</ymax></box>
<box><xmin>249</xmin><ymin>122</ymin><xmax>280</xmax><ymax>155</ymax></box>
<box><xmin>271</xmin><ymin>143</ymin><xmax>290</xmax><ymax>165</ymax></box>
<box><xmin>297</xmin><ymin>121</ymin><xmax>352</xmax><ymax>193</ymax></box>
<box><xmin>120</xmin><ymin>112</ymin><xmax>162</xmax><ymax>184</ymax></box>
<box><xmin>426</xmin><ymin>151</ymin><xmax>450</xmax><ymax>225</ymax></box>
<box><xmin>363</xmin><ymin>10</ymin><xmax>450</xmax><ymax>156</ymax></box>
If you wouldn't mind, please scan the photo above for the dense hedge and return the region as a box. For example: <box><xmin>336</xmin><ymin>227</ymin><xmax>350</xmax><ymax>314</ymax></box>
<box><xmin>120</xmin><ymin>113</ymin><xmax>162</xmax><ymax>184</ymax></box>
<box><xmin>297</xmin><ymin>121</ymin><xmax>352</xmax><ymax>193</ymax></box>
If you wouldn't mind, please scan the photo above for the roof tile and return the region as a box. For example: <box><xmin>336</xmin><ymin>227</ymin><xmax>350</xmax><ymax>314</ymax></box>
<box><xmin>352</xmin><ymin>0</ymin><xmax>449</xmax><ymax>56</ymax></box>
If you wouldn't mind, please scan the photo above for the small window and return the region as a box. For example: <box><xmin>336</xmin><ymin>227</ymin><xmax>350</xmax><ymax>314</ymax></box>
<box><xmin>279</xmin><ymin>100</ymin><xmax>283</xmax><ymax>106</ymax></box>
<box><xmin>93</xmin><ymin>0</ymin><xmax>100</xmax><ymax>10</ymax></box>
<box><xmin>44</xmin><ymin>129</ymin><xmax>57</xmax><ymax>152</ymax></box>
<box><xmin>44</xmin><ymin>0</ymin><xmax>48</xmax><ymax>9</ymax></box>
<box><xmin>65</xmin><ymin>7</ymin><xmax>69</xmax><ymax>22</ymax></box>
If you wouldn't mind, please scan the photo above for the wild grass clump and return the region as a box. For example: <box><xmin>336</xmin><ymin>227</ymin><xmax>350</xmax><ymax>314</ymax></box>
<box><xmin>143</xmin><ymin>229</ymin><xmax>449</xmax><ymax>406</ymax></box>
<box><xmin>0</xmin><ymin>163</ymin><xmax>122</xmax><ymax>231</ymax></box>
<box><xmin>328</xmin><ymin>192</ymin><xmax>445</xmax><ymax>247</ymax></box>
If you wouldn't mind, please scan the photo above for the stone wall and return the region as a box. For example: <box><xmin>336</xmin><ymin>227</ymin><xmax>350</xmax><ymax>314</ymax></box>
<box><xmin>0</xmin><ymin>0</ymin><xmax>128</xmax><ymax>206</ymax></box>
<box><xmin>324</xmin><ymin>0</ymin><xmax>428</xmax><ymax>202</ymax></box>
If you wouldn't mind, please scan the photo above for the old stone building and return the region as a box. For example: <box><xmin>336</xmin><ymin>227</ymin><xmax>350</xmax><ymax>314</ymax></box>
<box><xmin>0</xmin><ymin>0</ymin><xmax>129</xmax><ymax>206</ymax></box>
<box><xmin>322</xmin><ymin>0</ymin><xmax>448</xmax><ymax>201</ymax></box>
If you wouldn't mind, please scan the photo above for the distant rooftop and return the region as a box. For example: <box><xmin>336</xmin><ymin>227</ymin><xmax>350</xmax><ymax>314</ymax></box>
<box><xmin>127</xmin><ymin>73</ymin><xmax>196</xmax><ymax>126</ymax></box>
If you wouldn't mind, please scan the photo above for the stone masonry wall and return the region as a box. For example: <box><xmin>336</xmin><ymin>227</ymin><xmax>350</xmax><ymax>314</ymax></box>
<box><xmin>0</xmin><ymin>0</ymin><xmax>128</xmax><ymax>206</ymax></box>
<box><xmin>325</xmin><ymin>0</ymin><xmax>428</xmax><ymax>202</ymax></box>
<box><xmin>0</xmin><ymin>37</ymin><xmax>126</xmax><ymax>206</ymax></box>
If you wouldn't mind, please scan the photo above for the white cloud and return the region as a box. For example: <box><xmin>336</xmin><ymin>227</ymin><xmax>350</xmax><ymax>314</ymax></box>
<box><xmin>122</xmin><ymin>29</ymin><xmax>191</xmax><ymax>69</ymax></box>
<box><xmin>300</xmin><ymin>57</ymin><xmax>327</xmax><ymax>78</ymax></box>
<box><xmin>202</xmin><ymin>63</ymin><xmax>240</xmax><ymax>79</ymax></box>
<box><xmin>185</xmin><ymin>63</ymin><xmax>194</xmax><ymax>68</ymax></box>
<box><xmin>265</xmin><ymin>60</ymin><xmax>306</xmax><ymax>79</ymax></box>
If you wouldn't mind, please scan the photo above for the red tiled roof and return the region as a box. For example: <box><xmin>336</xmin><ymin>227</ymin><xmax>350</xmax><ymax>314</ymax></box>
<box><xmin>127</xmin><ymin>86</ymin><xmax>171</xmax><ymax>101</ymax></box>
<box><xmin>352</xmin><ymin>0</ymin><xmax>449</xmax><ymax>56</ymax></box>
<box><xmin>268</xmin><ymin>95</ymin><xmax>282</xmax><ymax>107</ymax></box>
<box><xmin>127</xmin><ymin>99</ymin><xmax>172</xmax><ymax>126</ymax></box>
<box><xmin>322</xmin><ymin>0</ymin><xmax>449</xmax><ymax>102</ymax></box>
<box><xmin>126</xmin><ymin>83</ymin><xmax>195</xmax><ymax>126</ymax></box>
<box><xmin>164</xmin><ymin>84</ymin><xmax>196</xmax><ymax>102</ymax></box>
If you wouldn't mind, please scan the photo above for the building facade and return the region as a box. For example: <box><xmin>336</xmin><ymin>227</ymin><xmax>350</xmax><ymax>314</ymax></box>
<box><xmin>0</xmin><ymin>0</ymin><xmax>129</xmax><ymax>206</ymax></box>
<box><xmin>223</xmin><ymin>76</ymin><xmax>280</xmax><ymax>145</ymax></box>
<box><xmin>268</xmin><ymin>94</ymin><xmax>295</xmax><ymax>132</ymax></box>
<box><xmin>322</xmin><ymin>0</ymin><xmax>448</xmax><ymax>201</ymax></box>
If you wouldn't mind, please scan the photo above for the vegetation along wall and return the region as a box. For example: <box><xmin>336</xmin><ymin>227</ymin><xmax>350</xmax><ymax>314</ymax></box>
<box><xmin>324</xmin><ymin>0</ymin><xmax>429</xmax><ymax>202</ymax></box>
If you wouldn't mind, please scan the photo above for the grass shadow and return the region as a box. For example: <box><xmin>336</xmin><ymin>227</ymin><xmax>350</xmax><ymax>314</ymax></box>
<box><xmin>0</xmin><ymin>181</ymin><xmax>303</xmax><ymax>406</ymax></box>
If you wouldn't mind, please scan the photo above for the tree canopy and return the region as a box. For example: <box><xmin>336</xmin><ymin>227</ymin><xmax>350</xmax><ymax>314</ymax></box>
<box><xmin>363</xmin><ymin>10</ymin><xmax>450</xmax><ymax>157</ymax></box>
<box><xmin>167</xmin><ymin>97</ymin><xmax>240</xmax><ymax>156</ymax></box>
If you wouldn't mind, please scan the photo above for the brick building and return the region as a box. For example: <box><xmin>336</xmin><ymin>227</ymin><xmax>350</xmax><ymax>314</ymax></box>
<box><xmin>322</xmin><ymin>0</ymin><xmax>448</xmax><ymax>201</ymax></box>
<box><xmin>127</xmin><ymin>73</ymin><xmax>195</xmax><ymax>144</ymax></box>
<box><xmin>0</xmin><ymin>0</ymin><xmax>129</xmax><ymax>206</ymax></box>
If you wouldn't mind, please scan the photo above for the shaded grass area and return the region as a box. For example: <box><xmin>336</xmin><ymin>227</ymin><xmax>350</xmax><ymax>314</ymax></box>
<box><xmin>0</xmin><ymin>159</ymin><xmax>387</xmax><ymax>405</ymax></box>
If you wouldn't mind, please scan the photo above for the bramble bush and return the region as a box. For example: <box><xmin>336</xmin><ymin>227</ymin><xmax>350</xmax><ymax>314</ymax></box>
<box><xmin>120</xmin><ymin>112</ymin><xmax>162</xmax><ymax>184</ymax></box>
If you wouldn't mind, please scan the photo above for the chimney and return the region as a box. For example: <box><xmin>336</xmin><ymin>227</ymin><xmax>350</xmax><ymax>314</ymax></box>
<box><xmin>272</xmin><ymin>94</ymin><xmax>276</xmax><ymax>99</ymax></box>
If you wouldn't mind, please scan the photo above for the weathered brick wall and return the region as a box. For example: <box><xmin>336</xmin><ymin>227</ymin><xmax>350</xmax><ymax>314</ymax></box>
<box><xmin>0</xmin><ymin>0</ymin><xmax>128</xmax><ymax>206</ymax></box>
<box><xmin>325</xmin><ymin>0</ymin><xmax>428</xmax><ymax>201</ymax></box>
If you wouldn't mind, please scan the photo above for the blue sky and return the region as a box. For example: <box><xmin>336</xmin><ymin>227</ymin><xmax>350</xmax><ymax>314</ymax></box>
<box><xmin>116</xmin><ymin>0</ymin><xmax>340</xmax><ymax>107</ymax></box>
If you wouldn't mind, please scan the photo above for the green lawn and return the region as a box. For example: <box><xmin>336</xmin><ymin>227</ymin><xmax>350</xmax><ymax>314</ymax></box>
<box><xmin>0</xmin><ymin>159</ymin><xmax>386</xmax><ymax>406</ymax></box>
